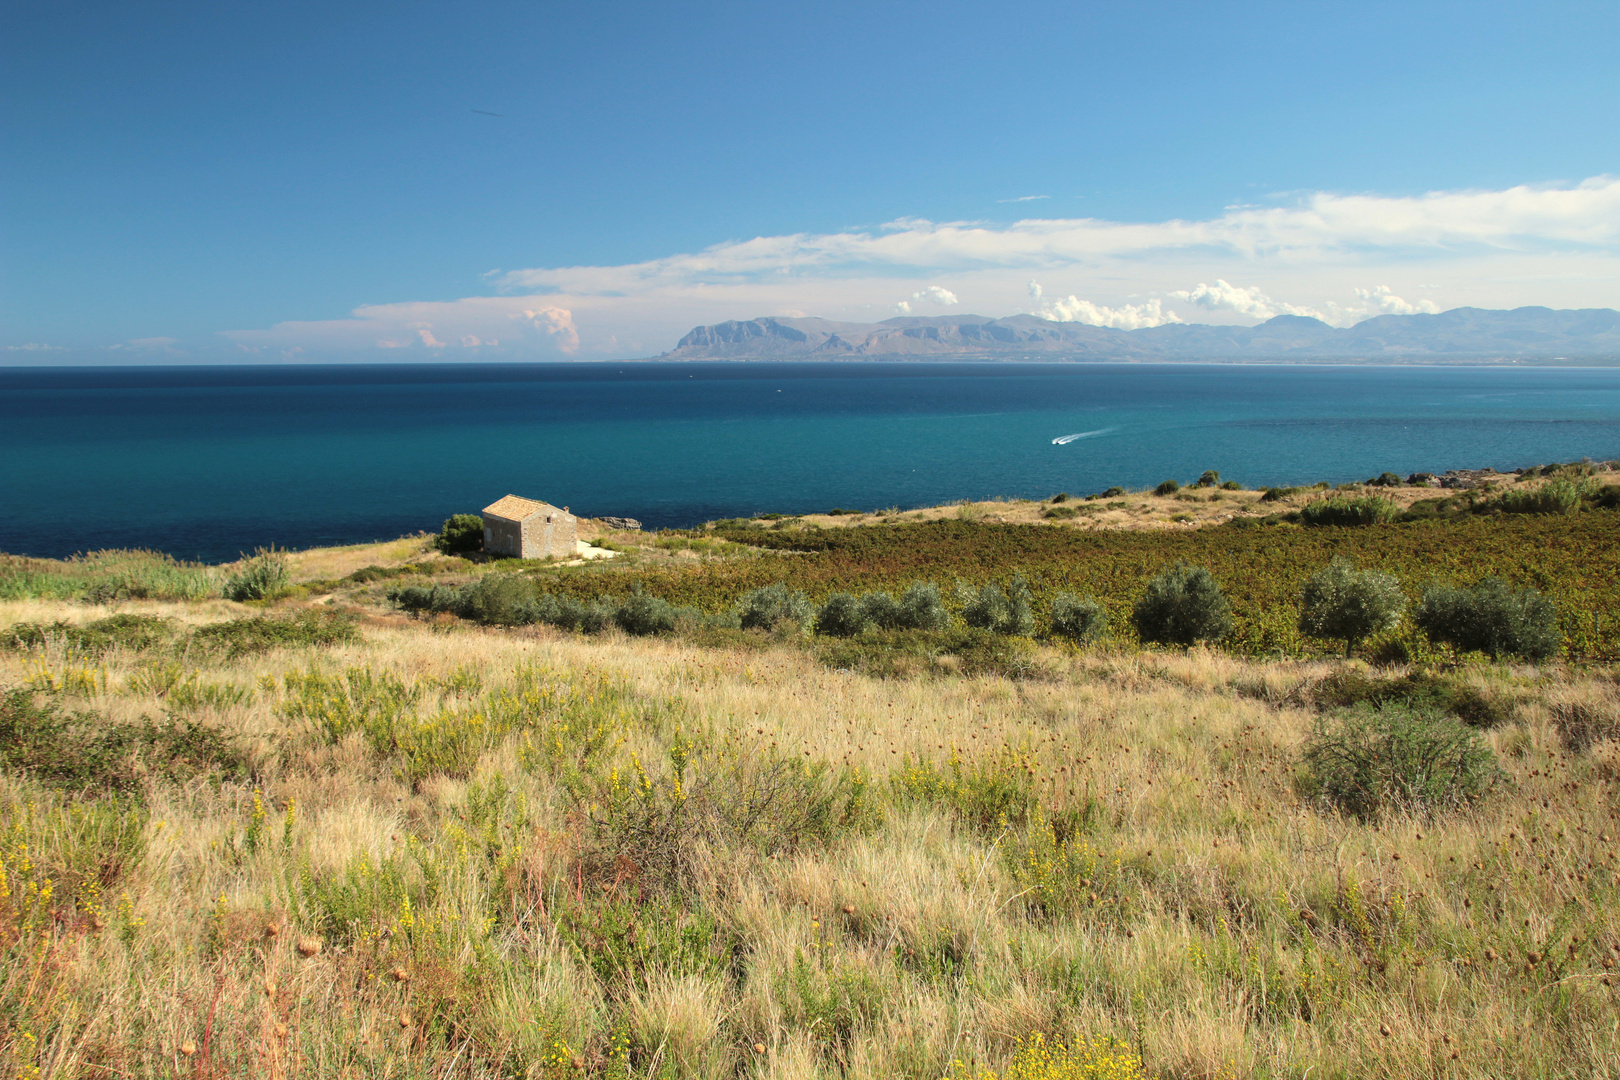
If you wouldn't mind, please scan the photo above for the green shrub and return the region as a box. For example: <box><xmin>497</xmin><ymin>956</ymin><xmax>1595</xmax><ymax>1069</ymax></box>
<box><xmin>190</xmin><ymin>611</ymin><xmax>358</xmax><ymax>657</ymax></box>
<box><xmin>1300</xmin><ymin>495</ymin><xmax>1399</xmax><ymax>527</ymax></box>
<box><xmin>1298</xmin><ymin>704</ymin><xmax>1501</xmax><ymax>820</ymax></box>
<box><xmin>613</xmin><ymin>590</ymin><xmax>678</xmax><ymax>636</ymax></box>
<box><xmin>1196</xmin><ymin>470</ymin><xmax>1220</xmax><ymax>488</ymax></box>
<box><xmin>1414</xmin><ymin>577</ymin><xmax>1561</xmax><ymax>660</ymax></box>
<box><xmin>1132</xmin><ymin>563</ymin><xmax>1232</xmax><ymax>646</ymax></box>
<box><xmin>1495</xmin><ymin>478</ymin><xmax>1594</xmax><ymax>515</ymax></box>
<box><xmin>1049</xmin><ymin>492</ymin><xmax>1070</xmax><ymax>503</ymax></box>
<box><xmin>816</xmin><ymin>628</ymin><xmax>1036</xmax><ymax>680</ymax></box>
<box><xmin>1153</xmin><ymin>479</ymin><xmax>1180</xmax><ymax>496</ymax></box>
<box><xmin>958</xmin><ymin>574</ymin><xmax>1034</xmax><ymax>635</ymax></box>
<box><xmin>736</xmin><ymin>582</ymin><xmax>813</xmax><ymax>631</ymax></box>
<box><xmin>893</xmin><ymin>582</ymin><xmax>949</xmax><ymax>630</ymax></box>
<box><xmin>1297</xmin><ymin>558</ymin><xmax>1406</xmax><ymax>655</ymax></box>
<box><xmin>1042</xmin><ymin>505</ymin><xmax>1081</xmax><ymax>519</ymax></box>
<box><xmin>1220</xmin><ymin>479</ymin><xmax>1242</xmax><ymax>490</ymax></box>
<box><xmin>456</xmin><ymin>573</ymin><xmax>540</xmax><ymax>626</ymax></box>
<box><xmin>1101</xmin><ymin>486</ymin><xmax>1125</xmax><ymax>497</ymax></box>
<box><xmin>0</xmin><ymin>688</ymin><xmax>247</xmax><ymax>793</ymax></box>
<box><xmin>1366</xmin><ymin>471</ymin><xmax>1403</xmax><ymax>487</ymax></box>
<box><xmin>1049</xmin><ymin>593</ymin><xmax>1108</xmax><ymax>643</ymax></box>
<box><xmin>433</xmin><ymin>513</ymin><xmax>484</xmax><ymax>554</ymax></box>
<box><xmin>2</xmin><ymin>614</ymin><xmax>175</xmax><ymax>656</ymax></box>
<box><xmin>1307</xmin><ymin>668</ymin><xmax>1513</xmax><ymax>728</ymax></box>
<box><xmin>1259</xmin><ymin>486</ymin><xmax>1302</xmax><ymax>502</ymax></box>
<box><xmin>816</xmin><ymin>593</ymin><xmax>870</xmax><ymax>637</ymax></box>
<box><xmin>222</xmin><ymin>547</ymin><xmax>291</xmax><ymax>601</ymax></box>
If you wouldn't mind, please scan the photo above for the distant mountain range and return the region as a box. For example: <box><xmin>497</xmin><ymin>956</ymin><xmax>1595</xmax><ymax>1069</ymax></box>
<box><xmin>657</xmin><ymin>306</ymin><xmax>1620</xmax><ymax>361</ymax></box>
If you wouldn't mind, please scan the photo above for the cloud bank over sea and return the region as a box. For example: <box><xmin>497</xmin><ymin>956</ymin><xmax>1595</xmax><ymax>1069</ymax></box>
<box><xmin>211</xmin><ymin>175</ymin><xmax>1620</xmax><ymax>360</ymax></box>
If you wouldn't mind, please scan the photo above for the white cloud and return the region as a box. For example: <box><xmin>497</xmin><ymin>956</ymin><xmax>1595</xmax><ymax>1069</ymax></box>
<box><xmin>998</xmin><ymin>195</ymin><xmax>1050</xmax><ymax>203</ymax></box>
<box><xmin>415</xmin><ymin>328</ymin><xmax>445</xmax><ymax>348</ymax></box>
<box><xmin>1355</xmin><ymin>285</ymin><xmax>1441</xmax><ymax>316</ymax></box>
<box><xmin>3</xmin><ymin>342</ymin><xmax>66</xmax><ymax>352</ymax></box>
<box><xmin>1036</xmin><ymin>296</ymin><xmax>1181</xmax><ymax>329</ymax></box>
<box><xmin>894</xmin><ymin>300</ymin><xmax>912</xmax><ymax>315</ymax></box>
<box><xmin>220</xmin><ymin>175</ymin><xmax>1620</xmax><ymax>356</ymax></box>
<box><xmin>1170</xmin><ymin>279</ymin><xmax>1327</xmax><ymax>321</ymax></box>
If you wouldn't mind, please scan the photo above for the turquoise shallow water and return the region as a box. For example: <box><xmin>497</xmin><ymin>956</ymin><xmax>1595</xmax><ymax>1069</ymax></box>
<box><xmin>3</xmin><ymin>361</ymin><xmax>1620</xmax><ymax>561</ymax></box>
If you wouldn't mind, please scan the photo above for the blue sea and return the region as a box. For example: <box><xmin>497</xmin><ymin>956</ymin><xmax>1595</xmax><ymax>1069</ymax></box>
<box><xmin>3</xmin><ymin>361</ymin><xmax>1620</xmax><ymax>562</ymax></box>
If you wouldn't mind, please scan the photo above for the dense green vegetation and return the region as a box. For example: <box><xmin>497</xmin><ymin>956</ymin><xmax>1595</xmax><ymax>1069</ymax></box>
<box><xmin>509</xmin><ymin>511</ymin><xmax>1620</xmax><ymax>659</ymax></box>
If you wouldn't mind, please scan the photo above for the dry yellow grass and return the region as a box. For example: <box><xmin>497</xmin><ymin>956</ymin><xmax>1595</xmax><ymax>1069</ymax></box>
<box><xmin>0</xmin><ymin>596</ymin><xmax>1616</xmax><ymax>1079</ymax></box>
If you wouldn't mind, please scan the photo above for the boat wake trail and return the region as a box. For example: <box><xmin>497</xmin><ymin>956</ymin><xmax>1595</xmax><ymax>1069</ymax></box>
<box><xmin>1051</xmin><ymin>427</ymin><xmax>1115</xmax><ymax>445</ymax></box>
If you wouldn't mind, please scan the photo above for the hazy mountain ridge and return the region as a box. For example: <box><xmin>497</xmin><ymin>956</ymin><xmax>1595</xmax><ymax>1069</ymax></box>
<box><xmin>660</xmin><ymin>306</ymin><xmax>1620</xmax><ymax>360</ymax></box>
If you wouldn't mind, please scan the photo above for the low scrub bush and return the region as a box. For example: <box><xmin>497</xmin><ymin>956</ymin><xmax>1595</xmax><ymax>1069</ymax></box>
<box><xmin>190</xmin><ymin>610</ymin><xmax>358</xmax><ymax>657</ymax></box>
<box><xmin>1414</xmin><ymin>577</ymin><xmax>1561</xmax><ymax>660</ymax></box>
<box><xmin>222</xmin><ymin>547</ymin><xmax>291</xmax><ymax>601</ymax></box>
<box><xmin>958</xmin><ymin>574</ymin><xmax>1034</xmax><ymax>635</ymax></box>
<box><xmin>432</xmin><ymin>513</ymin><xmax>484</xmax><ymax>554</ymax></box>
<box><xmin>1153</xmin><ymin>479</ymin><xmax>1180</xmax><ymax>496</ymax></box>
<box><xmin>1366</xmin><ymin>471</ymin><xmax>1404</xmax><ymax>487</ymax></box>
<box><xmin>0</xmin><ymin>688</ymin><xmax>248</xmax><ymax>793</ymax></box>
<box><xmin>2</xmin><ymin>613</ymin><xmax>174</xmax><ymax>656</ymax></box>
<box><xmin>1300</xmin><ymin>495</ymin><xmax>1398</xmax><ymax>527</ymax></box>
<box><xmin>815</xmin><ymin>593</ymin><xmax>869</xmax><ymax>637</ymax></box>
<box><xmin>0</xmin><ymin>550</ymin><xmax>222</xmax><ymax>602</ymax></box>
<box><xmin>613</xmin><ymin>589</ymin><xmax>678</xmax><ymax>636</ymax></box>
<box><xmin>1259</xmin><ymin>486</ymin><xmax>1303</xmax><ymax>502</ymax></box>
<box><xmin>1297</xmin><ymin>558</ymin><xmax>1406</xmax><ymax>655</ymax></box>
<box><xmin>1298</xmin><ymin>703</ymin><xmax>1500</xmax><ymax>820</ymax></box>
<box><xmin>736</xmin><ymin>582</ymin><xmax>813</xmax><ymax>631</ymax></box>
<box><xmin>1494</xmin><ymin>478</ymin><xmax>1595</xmax><ymax>515</ymax></box>
<box><xmin>894</xmin><ymin>744</ymin><xmax>1041</xmax><ymax>834</ymax></box>
<box><xmin>1049</xmin><ymin>593</ymin><xmax>1107</xmax><ymax>643</ymax></box>
<box><xmin>1307</xmin><ymin>668</ymin><xmax>1513</xmax><ymax>728</ymax></box>
<box><xmin>1132</xmin><ymin>563</ymin><xmax>1232</xmax><ymax>646</ymax></box>
<box><xmin>1196</xmin><ymin>470</ymin><xmax>1221</xmax><ymax>488</ymax></box>
<box><xmin>817</xmin><ymin>627</ymin><xmax>1037</xmax><ymax>679</ymax></box>
<box><xmin>1041</xmin><ymin>505</ymin><xmax>1081</xmax><ymax>519</ymax></box>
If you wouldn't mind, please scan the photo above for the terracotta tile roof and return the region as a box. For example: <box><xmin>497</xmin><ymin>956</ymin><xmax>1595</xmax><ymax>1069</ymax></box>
<box><xmin>482</xmin><ymin>494</ymin><xmax>570</xmax><ymax>521</ymax></box>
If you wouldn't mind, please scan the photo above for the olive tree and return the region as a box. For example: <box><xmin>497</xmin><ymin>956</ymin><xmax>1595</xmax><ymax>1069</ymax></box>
<box><xmin>1132</xmin><ymin>563</ymin><xmax>1232</xmax><ymax>647</ymax></box>
<box><xmin>1298</xmin><ymin>557</ymin><xmax>1406</xmax><ymax>656</ymax></box>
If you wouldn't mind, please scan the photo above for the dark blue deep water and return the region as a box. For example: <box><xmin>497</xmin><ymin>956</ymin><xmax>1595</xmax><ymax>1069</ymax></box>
<box><xmin>4</xmin><ymin>361</ymin><xmax>1620</xmax><ymax>561</ymax></box>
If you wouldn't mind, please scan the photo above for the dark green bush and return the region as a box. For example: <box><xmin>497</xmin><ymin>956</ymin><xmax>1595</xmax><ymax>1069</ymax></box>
<box><xmin>1049</xmin><ymin>492</ymin><xmax>1070</xmax><ymax>503</ymax></box>
<box><xmin>1300</xmin><ymin>495</ymin><xmax>1399</xmax><ymax>527</ymax></box>
<box><xmin>1366</xmin><ymin>472</ymin><xmax>1403</xmax><ymax>487</ymax></box>
<box><xmin>736</xmin><ymin>582</ymin><xmax>813</xmax><ymax>631</ymax></box>
<box><xmin>222</xmin><ymin>548</ymin><xmax>290</xmax><ymax>601</ymax></box>
<box><xmin>1132</xmin><ymin>563</ymin><xmax>1232</xmax><ymax>646</ymax></box>
<box><xmin>1308</xmin><ymin>668</ymin><xmax>1512</xmax><ymax>728</ymax></box>
<box><xmin>958</xmin><ymin>574</ymin><xmax>1034</xmax><ymax>635</ymax></box>
<box><xmin>1297</xmin><ymin>558</ymin><xmax>1406</xmax><ymax>655</ymax></box>
<box><xmin>1260</xmin><ymin>486</ymin><xmax>1303</xmax><ymax>502</ymax></box>
<box><xmin>1154</xmin><ymin>479</ymin><xmax>1180</xmax><ymax>496</ymax></box>
<box><xmin>892</xmin><ymin>582</ymin><xmax>950</xmax><ymax>631</ymax></box>
<box><xmin>1494</xmin><ymin>478</ymin><xmax>1593</xmax><ymax>515</ymax></box>
<box><xmin>1220</xmin><ymin>480</ymin><xmax>1242</xmax><ymax>491</ymax></box>
<box><xmin>0</xmin><ymin>688</ymin><xmax>248</xmax><ymax>793</ymax></box>
<box><xmin>815</xmin><ymin>593</ymin><xmax>869</xmax><ymax>637</ymax></box>
<box><xmin>1196</xmin><ymin>470</ymin><xmax>1221</xmax><ymax>488</ymax></box>
<box><xmin>1049</xmin><ymin>593</ymin><xmax>1108</xmax><ymax>643</ymax></box>
<box><xmin>457</xmin><ymin>573</ymin><xmax>540</xmax><ymax>626</ymax></box>
<box><xmin>1298</xmin><ymin>704</ymin><xmax>1500</xmax><ymax>820</ymax></box>
<box><xmin>433</xmin><ymin>514</ymin><xmax>484</xmax><ymax>554</ymax></box>
<box><xmin>1414</xmin><ymin>577</ymin><xmax>1561</xmax><ymax>660</ymax></box>
<box><xmin>190</xmin><ymin>611</ymin><xmax>357</xmax><ymax>657</ymax></box>
<box><xmin>1042</xmin><ymin>505</ymin><xmax>1081</xmax><ymax>519</ymax></box>
<box><xmin>614</xmin><ymin>590</ymin><xmax>678</xmax><ymax>636</ymax></box>
<box><xmin>1101</xmin><ymin>486</ymin><xmax>1125</xmax><ymax>497</ymax></box>
<box><xmin>2</xmin><ymin>614</ymin><xmax>174</xmax><ymax>655</ymax></box>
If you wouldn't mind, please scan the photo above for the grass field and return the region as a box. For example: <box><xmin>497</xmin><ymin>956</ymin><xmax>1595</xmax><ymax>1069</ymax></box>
<box><xmin>2</xmin><ymin>477</ymin><xmax>1619</xmax><ymax>1079</ymax></box>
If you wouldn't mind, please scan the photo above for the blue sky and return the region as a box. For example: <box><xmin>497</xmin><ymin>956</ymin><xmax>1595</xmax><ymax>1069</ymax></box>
<box><xmin>4</xmin><ymin>0</ymin><xmax>1619</xmax><ymax>361</ymax></box>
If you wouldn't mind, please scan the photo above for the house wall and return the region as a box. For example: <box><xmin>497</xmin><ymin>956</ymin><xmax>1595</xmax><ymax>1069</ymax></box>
<box><xmin>484</xmin><ymin>517</ymin><xmax>525</xmax><ymax>557</ymax></box>
<box><xmin>519</xmin><ymin>514</ymin><xmax>578</xmax><ymax>559</ymax></box>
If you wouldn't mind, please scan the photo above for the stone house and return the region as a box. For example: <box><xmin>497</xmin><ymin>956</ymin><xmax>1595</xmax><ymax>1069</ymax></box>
<box><xmin>481</xmin><ymin>495</ymin><xmax>578</xmax><ymax>559</ymax></box>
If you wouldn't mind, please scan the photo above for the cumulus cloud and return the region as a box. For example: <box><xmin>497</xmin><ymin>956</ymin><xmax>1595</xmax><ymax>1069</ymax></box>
<box><xmin>1355</xmin><ymin>285</ymin><xmax>1441</xmax><ymax>315</ymax></box>
<box><xmin>415</xmin><ymin>328</ymin><xmax>445</xmax><ymax>348</ymax></box>
<box><xmin>1036</xmin><ymin>296</ymin><xmax>1181</xmax><ymax>329</ymax></box>
<box><xmin>894</xmin><ymin>300</ymin><xmax>912</xmax><ymax>315</ymax></box>
<box><xmin>1170</xmin><ymin>279</ymin><xmax>1324</xmax><ymax>321</ymax></box>
<box><xmin>912</xmin><ymin>286</ymin><xmax>959</xmax><ymax>306</ymax></box>
<box><xmin>219</xmin><ymin>175</ymin><xmax>1620</xmax><ymax>357</ymax></box>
